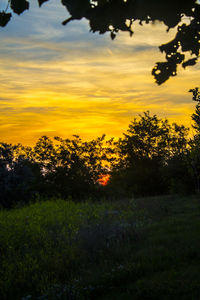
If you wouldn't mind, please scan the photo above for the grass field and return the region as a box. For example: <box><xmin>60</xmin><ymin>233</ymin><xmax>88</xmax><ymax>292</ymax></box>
<box><xmin>0</xmin><ymin>195</ymin><xmax>200</xmax><ymax>299</ymax></box>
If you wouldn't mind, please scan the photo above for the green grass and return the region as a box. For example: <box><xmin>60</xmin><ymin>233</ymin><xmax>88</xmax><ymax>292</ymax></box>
<box><xmin>0</xmin><ymin>195</ymin><xmax>200</xmax><ymax>299</ymax></box>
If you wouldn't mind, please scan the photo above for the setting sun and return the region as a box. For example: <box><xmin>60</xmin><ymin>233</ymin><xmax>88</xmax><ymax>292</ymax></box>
<box><xmin>97</xmin><ymin>174</ymin><xmax>111</xmax><ymax>186</ymax></box>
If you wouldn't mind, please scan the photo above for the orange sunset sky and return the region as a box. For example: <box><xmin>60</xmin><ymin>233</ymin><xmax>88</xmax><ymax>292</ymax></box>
<box><xmin>0</xmin><ymin>0</ymin><xmax>199</xmax><ymax>146</ymax></box>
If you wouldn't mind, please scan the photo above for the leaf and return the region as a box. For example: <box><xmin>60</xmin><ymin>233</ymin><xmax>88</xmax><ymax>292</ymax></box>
<box><xmin>0</xmin><ymin>12</ymin><xmax>12</xmax><ymax>27</ymax></box>
<box><xmin>61</xmin><ymin>0</ymin><xmax>90</xmax><ymax>19</ymax></box>
<box><xmin>110</xmin><ymin>31</ymin><xmax>116</xmax><ymax>40</ymax></box>
<box><xmin>10</xmin><ymin>0</ymin><xmax>29</xmax><ymax>15</ymax></box>
<box><xmin>38</xmin><ymin>0</ymin><xmax>49</xmax><ymax>7</ymax></box>
<box><xmin>62</xmin><ymin>16</ymin><xmax>74</xmax><ymax>26</ymax></box>
<box><xmin>182</xmin><ymin>57</ymin><xmax>198</xmax><ymax>69</ymax></box>
<box><xmin>152</xmin><ymin>61</ymin><xmax>177</xmax><ymax>85</ymax></box>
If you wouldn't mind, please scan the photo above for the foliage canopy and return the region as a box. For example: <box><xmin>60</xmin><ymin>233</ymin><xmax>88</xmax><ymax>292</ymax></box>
<box><xmin>0</xmin><ymin>109</ymin><xmax>196</xmax><ymax>207</ymax></box>
<box><xmin>1</xmin><ymin>0</ymin><xmax>200</xmax><ymax>84</ymax></box>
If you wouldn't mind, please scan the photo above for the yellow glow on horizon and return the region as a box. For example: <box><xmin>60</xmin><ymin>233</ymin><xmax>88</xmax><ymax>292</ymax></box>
<box><xmin>0</xmin><ymin>21</ymin><xmax>199</xmax><ymax>146</ymax></box>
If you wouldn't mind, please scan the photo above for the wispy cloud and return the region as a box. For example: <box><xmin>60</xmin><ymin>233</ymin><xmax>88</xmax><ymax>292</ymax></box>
<box><xmin>0</xmin><ymin>0</ymin><xmax>199</xmax><ymax>145</ymax></box>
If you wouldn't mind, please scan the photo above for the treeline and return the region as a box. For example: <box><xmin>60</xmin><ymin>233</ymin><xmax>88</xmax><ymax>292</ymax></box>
<box><xmin>1</xmin><ymin>88</ymin><xmax>200</xmax><ymax>208</ymax></box>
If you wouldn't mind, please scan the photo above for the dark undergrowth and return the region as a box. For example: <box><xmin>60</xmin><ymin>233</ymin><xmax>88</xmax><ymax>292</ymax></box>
<box><xmin>0</xmin><ymin>195</ymin><xmax>200</xmax><ymax>299</ymax></box>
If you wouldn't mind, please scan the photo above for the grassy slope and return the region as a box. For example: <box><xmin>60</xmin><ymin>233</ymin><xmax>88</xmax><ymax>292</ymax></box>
<box><xmin>0</xmin><ymin>196</ymin><xmax>200</xmax><ymax>299</ymax></box>
<box><xmin>100</xmin><ymin>197</ymin><xmax>200</xmax><ymax>300</ymax></box>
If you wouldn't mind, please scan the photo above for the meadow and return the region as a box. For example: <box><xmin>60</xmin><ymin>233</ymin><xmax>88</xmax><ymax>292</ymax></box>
<box><xmin>1</xmin><ymin>195</ymin><xmax>200</xmax><ymax>300</ymax></box>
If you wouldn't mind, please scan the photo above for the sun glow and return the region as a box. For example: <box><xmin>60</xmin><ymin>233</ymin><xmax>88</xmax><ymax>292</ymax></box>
<box><xmin>98</xmin><ymin>174</ymin><xmax>111</xmax><ymax>186</ymax></box>
<box><xmin>0</xmin><ymin>1</ymin><xmax>199</xmax><ymax>146</ymax></box>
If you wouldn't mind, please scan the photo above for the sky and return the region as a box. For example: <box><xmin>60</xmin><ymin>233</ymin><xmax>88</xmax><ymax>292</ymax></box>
<box><xmin>0</xmin><ymin>0</ymin><xmax>199</xmax><ymax>146</ymax></box>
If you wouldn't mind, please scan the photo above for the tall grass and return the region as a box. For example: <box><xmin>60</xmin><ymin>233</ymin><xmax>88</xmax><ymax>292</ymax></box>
<box><xmin>0</xmin><ymin>197</ymin><xmax>146</xmax><ymax>299</ymax></box>
<box><xmin>0</xmin><ymin>196</ymin><xmax>200</xmax><ymax>299</ymax></box>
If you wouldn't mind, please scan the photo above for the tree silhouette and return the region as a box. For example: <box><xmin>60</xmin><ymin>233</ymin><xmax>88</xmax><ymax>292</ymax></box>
<box><xmin>189</xmin><ymin>87</ymin><xmax>200</xmax><ymax>133</ymax></box>
<box><xmin>109</xmin><ymin>111</ymin><xmax>190</xmax><ymax>197</ymax></box>
<box><xmin>188</xmin><ymin>87</ymin><xmax>200</xmax><ymax>193</ymax></box>
<box><xmin>1</xmin><ymin>0</ymin><xmax>200</xmax><ymax>84</ymax></box>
